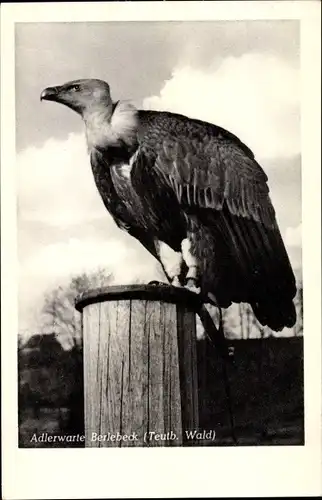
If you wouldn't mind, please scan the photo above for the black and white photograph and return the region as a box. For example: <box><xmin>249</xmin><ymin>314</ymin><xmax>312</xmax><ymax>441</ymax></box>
<box><xmin>1</xmin><ymin>1</ymin><xmax>321</xmax><ymax>499</ymax></box>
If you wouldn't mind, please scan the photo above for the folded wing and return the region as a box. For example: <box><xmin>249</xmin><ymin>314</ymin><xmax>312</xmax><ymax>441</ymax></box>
<box><xmin>138</xmin><ymin>111</ymin><xmax>297</xmax><ymax>330</ymax></box>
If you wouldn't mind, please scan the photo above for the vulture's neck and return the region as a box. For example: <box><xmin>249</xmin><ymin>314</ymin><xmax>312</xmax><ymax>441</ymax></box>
<box><xmin>83</xmin><ymin>101</ymin><xmax>138</xmax><ymax>152</ymax></box>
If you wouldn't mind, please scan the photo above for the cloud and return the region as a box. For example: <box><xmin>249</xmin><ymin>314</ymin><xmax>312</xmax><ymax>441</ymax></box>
<box><xmin>17</xmin><ymin>131</ymin><xmax>165</xmax><ymax>286</ymax></box>
<box><xmin>283</xmin><ymin>223</ymin><xmax>302</xmax><ymax>276</ymax></box>
<box><xmin>19</xmin><ymin>233</ymin><xmax>164</xmax><ymax>333</ymax></box>
<box><xmin>285</xmin><ymin>223</ymin><xmax>302</xmax><ymax>247</ymax></box>
<box><xmin>17</xmin><ymin>133</ymin><xmax>106</xmax><ymax>227</ymax></box>
<box><xmin>144</xmin><ymin>53</ymin><xmax>300</xmax><ymax>159</ymax></box>
<box><xmin>23</xmin><ymin>238</ymin><xmax>126</xmax><ymax>279</ymax></box>
<box><xmin>17</xmin><ymin>133</ymin><xmax>165</xmax><ymax>333</ymax></box>
<box><xmin>22</xmin><ymin>235</ymin><xmax>163</xmax><ymax>285</ymax></box>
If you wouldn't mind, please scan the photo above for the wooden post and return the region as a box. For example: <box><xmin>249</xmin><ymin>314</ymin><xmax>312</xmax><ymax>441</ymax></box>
<box><xmin>75</xmin><ymin>284</ymin><xmax>199</xmax><ymax>447</ymax></box>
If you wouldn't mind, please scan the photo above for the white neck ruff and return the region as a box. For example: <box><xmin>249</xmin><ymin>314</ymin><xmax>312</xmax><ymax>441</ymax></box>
<box><xmin>84</xmin><ymin>101</ymin><xmax>138</xmax><ymax>151</ymax></box>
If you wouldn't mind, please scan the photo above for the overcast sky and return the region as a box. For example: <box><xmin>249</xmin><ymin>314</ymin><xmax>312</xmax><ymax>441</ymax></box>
<box><xmin>16</xmin><ymin>20</ymin><xmax>302</xmax><ymax>335</ymax></box>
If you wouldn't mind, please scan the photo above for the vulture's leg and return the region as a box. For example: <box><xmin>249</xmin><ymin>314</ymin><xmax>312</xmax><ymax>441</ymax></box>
<box><xmin>156</xmin><ymin>241</ymin><xmax>183</xmax><ymax>287</ymax></box>
<box><xmin>181</xmin><ymin>236</ymin><xmax>200</xmax><ymax>293</ymax></box>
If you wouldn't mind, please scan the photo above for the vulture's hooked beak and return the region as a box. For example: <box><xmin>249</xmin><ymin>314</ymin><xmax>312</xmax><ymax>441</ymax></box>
<box><xmin>40</xmin><ymin>86</ymin><xmax>60</xmax><ymax>102</ymax></box>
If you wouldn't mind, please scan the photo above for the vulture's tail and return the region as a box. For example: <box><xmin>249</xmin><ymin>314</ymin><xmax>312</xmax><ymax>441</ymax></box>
<box><xmin>191</xmin><ymin>207</ymin><xmax>297</xmax><ymax>332</ymax></box>
<box><xmin>251</xmin><ymin>291</ymin><xmax>296</xmax><ymax>332</ymax></box>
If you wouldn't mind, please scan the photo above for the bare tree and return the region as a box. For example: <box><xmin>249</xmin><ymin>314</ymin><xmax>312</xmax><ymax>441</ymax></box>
<box><xmin>238</xmin><ymin>303</ymin><xmax>255</xmax><ymax>339</ymax></box>
<box><xmin>41</xmin><ymin>268</ymin><xmax>113</xmax><ymax>349</ymax></box>
<box><xmin>18</xmin><ymin>334</ymin><xmax>27</xmax><ymax>352</ymax></box>
<box><xmin>238</xmin><ymin>303</ymin><xmax>244</xmax><ymax>339</ymax></box>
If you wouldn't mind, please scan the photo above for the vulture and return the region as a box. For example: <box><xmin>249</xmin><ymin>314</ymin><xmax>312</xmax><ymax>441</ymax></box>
<box><xmin>41</xmin><ymin>78</ymin><xmax>297</xmax><ymax>337</ymax></box>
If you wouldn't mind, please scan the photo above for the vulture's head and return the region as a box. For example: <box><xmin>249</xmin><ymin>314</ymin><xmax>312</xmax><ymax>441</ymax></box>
<box><xmin>40</xmin><ymin>79</ymin><xmax>112</xmax><ymax>115</ymax></box>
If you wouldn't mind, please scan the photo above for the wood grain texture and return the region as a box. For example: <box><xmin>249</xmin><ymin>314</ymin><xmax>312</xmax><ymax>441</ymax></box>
<box><xmin>177</xmin><ymin>307</ymin><xmax>199</xmax><ymax>444</ymax></box>
<box><xmin>146</xmin><ymin>300</ymin><xmax>164</xmax><ymax>446</ymax></box>
<box><xmin>83</xmin><ymin>303</ymin><xmax>101</xmax><ymax>447</ymax></box>
<box><xmin>127</xmin><ymin>299</ymin><xmax>148</xmax><ymax>447</ymax></box>
<box><xmin>82</xmin><ymin>293</ymin><xmax>198</xmax><ymax>447</ymax></box>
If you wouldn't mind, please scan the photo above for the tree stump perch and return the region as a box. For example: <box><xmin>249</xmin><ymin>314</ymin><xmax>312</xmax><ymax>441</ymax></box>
<box><xmin>75</xmin><ymin>285</ymin><xmax>200</xmax><ymax>447</ymax></box>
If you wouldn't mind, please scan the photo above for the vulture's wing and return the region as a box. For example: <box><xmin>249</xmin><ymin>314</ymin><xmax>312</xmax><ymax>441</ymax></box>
<box><xmin>90</xmin><ymin>148</ymin><xmax>160</xmax><ymax>261</ymax></box>
<box><xmin>137</xmin><ymin>111</ymin><xmax>297</xmax><ymax>330</ymax></box>
<box><xmin>139</xmin><ymin>111</ymin><xmax>274</xmax><ymax>227</ymax></box>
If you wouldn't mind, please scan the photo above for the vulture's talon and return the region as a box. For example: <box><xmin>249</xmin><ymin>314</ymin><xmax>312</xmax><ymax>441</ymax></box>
<box><xmin>148</xmin><ymin>280</ymin><xmax>168</xmax><ymax>287</ymax></box>
<box><xmin>171</xmin><ymin>276</ymin><xmax>181</xmax><ymax>287</ymax></box>
<box><xmin>185</xmin><ymin>279</ymin><xmax>201</xmax><ymax>294</ymax></box>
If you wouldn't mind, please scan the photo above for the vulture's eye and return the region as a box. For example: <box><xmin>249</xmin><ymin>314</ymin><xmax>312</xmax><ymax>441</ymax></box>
<box><xmin>71</xmin><ymin>85</ymin><xmax>81</xmax><ymax>92</ymax></box>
